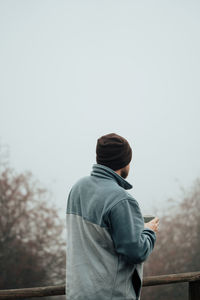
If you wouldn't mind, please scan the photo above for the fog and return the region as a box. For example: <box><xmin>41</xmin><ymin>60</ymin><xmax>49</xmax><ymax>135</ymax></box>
<box><xmin>1</xmin><ymin>0</ymin><xmax>200</xmax><ymax>217</ymax></box>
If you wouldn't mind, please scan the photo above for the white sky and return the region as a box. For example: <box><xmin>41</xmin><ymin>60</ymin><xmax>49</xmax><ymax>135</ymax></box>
<box><xmin>1</xmin><ymin>0</ymin><xmax>200</xmax><ymax>219</ymax></box>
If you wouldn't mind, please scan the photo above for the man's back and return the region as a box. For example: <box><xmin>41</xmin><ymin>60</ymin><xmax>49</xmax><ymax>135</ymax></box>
<box><xmin>66</xmin><ymin>164</ymin><xmax>156</xmax><ymax>300</ymax></box>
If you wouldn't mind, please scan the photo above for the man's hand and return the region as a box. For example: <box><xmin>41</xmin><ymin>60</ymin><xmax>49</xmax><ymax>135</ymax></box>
<box><xmin>144</xmin><ymin>217</ymin><xmax>159</xmax><ymax>233</ymax></box>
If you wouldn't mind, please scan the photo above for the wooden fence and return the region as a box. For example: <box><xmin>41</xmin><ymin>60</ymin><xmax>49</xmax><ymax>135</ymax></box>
<box><xmin>0</xmin><ymin>271</ymin><xmax>200</xmax><ymax>299</ymax></box>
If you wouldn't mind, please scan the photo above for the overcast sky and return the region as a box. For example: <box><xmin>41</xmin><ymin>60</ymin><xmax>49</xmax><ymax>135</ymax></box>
<box><xmin>1</xmin><ymin>0</ymin><xmax>200</xmax><ymax>219</ymax></box>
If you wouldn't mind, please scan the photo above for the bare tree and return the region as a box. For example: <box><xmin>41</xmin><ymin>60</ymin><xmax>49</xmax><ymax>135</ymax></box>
<box><xmin>0</xmin><ymin>149</ymin><xmax>66</xmax><ymax>292</ymax></box>
<box><xmin>142</xmin><ymin>179</ymin><xmax>200</xmax><ymax>300</ymax></box>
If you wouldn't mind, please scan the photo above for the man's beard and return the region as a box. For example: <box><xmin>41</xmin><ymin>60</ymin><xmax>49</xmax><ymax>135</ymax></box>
<box><xmin>121</xmin><ymin>169</ymin><xmax>128</xmax><ymax>179</ymax></box>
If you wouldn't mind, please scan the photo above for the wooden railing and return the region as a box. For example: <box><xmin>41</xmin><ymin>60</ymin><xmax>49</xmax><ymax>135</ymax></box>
<box><xmin>0</xmin><ymin>271</ymin><xmax>200</xmax><ymax>299</ymax></box>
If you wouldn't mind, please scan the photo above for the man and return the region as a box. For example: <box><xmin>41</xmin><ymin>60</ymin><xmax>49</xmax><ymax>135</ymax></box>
<box><xmin>66</xmin><ymin>133</ymin><xmax>159</xmax><ymax>300</ymax></box>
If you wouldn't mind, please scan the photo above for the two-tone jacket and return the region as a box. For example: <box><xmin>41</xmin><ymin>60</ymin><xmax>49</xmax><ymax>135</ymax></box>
<box><xmin>66</xmin><ymin>164</ymin><xmax>156</xmax><ymax>300</ymax></box>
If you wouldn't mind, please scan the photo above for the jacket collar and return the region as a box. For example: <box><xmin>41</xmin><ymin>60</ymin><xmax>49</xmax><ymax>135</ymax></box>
<box><xmin>91</xmin><ymin>164</ymin><xmax>133</xmax><ymax>190</ymax></box>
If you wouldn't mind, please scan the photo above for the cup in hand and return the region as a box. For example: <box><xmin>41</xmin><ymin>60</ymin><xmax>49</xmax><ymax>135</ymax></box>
<box><xmin>143</xmin><ymin>215</ymin><xmax>155</xmax><ymax>223</ymax></box>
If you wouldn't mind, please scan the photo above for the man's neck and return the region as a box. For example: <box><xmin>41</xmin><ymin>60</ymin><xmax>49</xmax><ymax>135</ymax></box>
<box><xmin>115</xmin><ymin>170</ymin><xmax>121</xmax><ymax>177</ymax></box>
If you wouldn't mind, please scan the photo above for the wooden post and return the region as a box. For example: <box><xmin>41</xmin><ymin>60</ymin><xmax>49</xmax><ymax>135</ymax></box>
<box><xmin>189</xmin><ymin>281</ymin><xmax>200</xmax><ymax>300</ymax></box>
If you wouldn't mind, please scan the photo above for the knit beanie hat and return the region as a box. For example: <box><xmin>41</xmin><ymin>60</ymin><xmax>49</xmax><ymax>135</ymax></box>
<box><xmin>96</xmin><ymin>133</ymin><xmax>132</xmax><ymax>171</ymax></box>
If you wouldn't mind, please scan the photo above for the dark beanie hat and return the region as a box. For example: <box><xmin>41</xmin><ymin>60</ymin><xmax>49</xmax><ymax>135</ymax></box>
<box><xmin>96</xmin><ymin>133</ymin><xmax>132</xmax><ymax>171</ymax></box>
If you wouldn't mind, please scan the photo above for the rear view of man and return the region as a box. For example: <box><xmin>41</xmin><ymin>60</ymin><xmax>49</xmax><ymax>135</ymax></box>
<box><xmin>66</xmin><ymin>133</ymin><xmax>159</xmax><ymax>300</ymax></box>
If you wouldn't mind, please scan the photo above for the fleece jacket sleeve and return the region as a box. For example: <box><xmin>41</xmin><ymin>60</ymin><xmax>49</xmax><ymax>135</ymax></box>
<box><xmin>108</xmin><ymin>198</ymin><xmax>156</xmax><ymax>264</ymax></box>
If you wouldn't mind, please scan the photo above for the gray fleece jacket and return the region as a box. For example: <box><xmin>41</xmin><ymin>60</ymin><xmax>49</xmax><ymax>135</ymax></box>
<box><xmin>66</xmin><ymin>164</ymin><xmax>156</xmax><ymax>300</ymax></box>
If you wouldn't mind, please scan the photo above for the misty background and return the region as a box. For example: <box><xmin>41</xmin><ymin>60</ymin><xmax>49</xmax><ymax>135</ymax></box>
<box><xmin>1</xmin><ymin>1</ymin><xmax>200</xmax><ymax>300</ymax></box>
<box><xmin>1</xmin><ymin>0</ymin><xmax>200</xmax><ymax>218</ymax></box>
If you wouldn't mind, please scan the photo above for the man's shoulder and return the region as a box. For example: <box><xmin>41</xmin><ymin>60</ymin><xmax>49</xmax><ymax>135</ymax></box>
<box><xmin>69</xmin><ymin>174</ymin><xmax>135</xmax><ymax>208</ymax></box>
<box><xmin>71</xmin><ymin>175</ymin><xmax>91</xmax><ymax>189</ymax></box>
<box><xmin>109</xmin><ymin>183</ymin><xmax>134</xmax><ymax>200</ymax></box>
